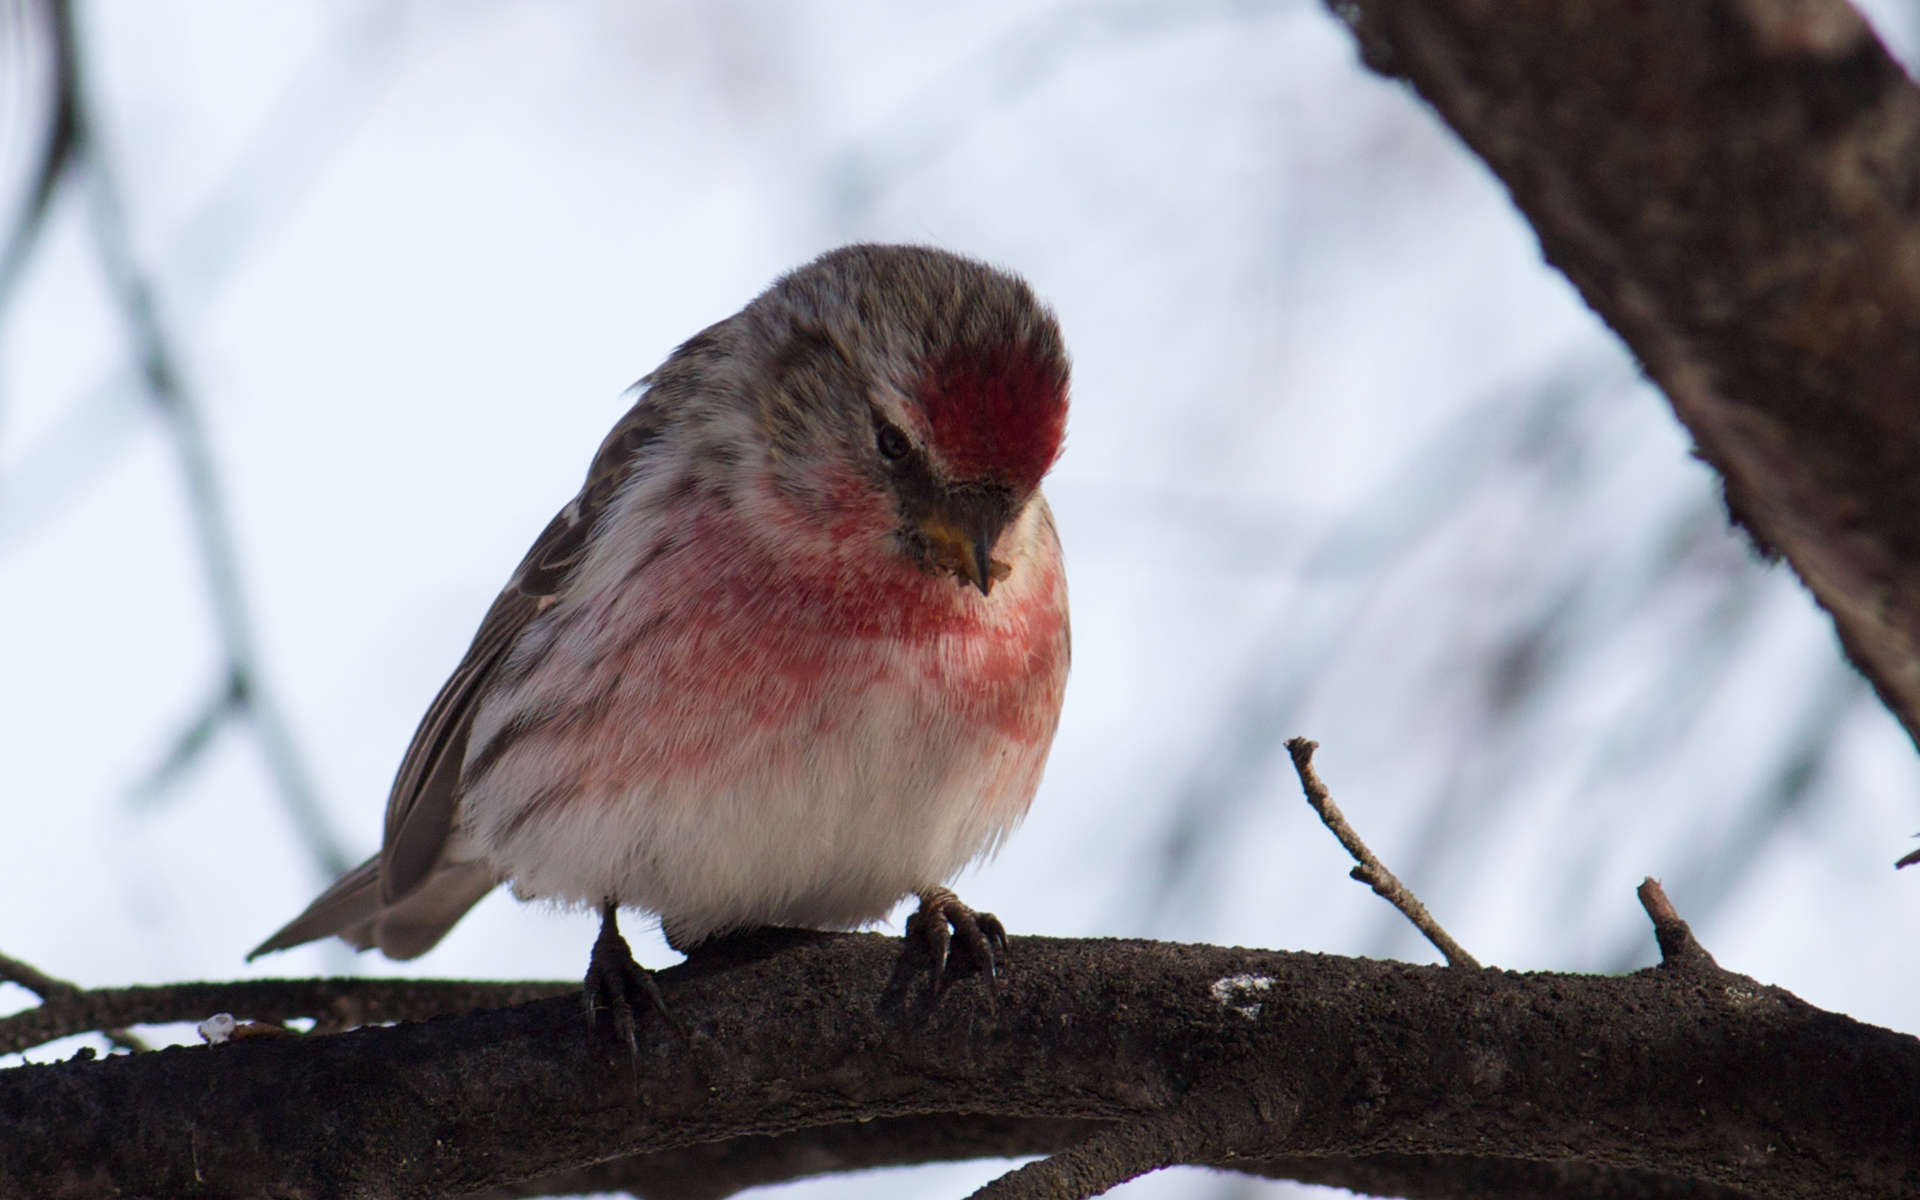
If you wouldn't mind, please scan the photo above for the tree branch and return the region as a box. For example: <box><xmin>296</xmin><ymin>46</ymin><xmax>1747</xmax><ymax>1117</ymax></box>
<box><xmin>1324</xmin><ymin>0</ymin><xmax>1920</xmax><ymax>807</ymax></box>
<box><xmin>0</xmin><ymin>953</ymin><xmax>145</xmax><ymax>1055</ymax></box>
<box><xmin>425</xmin><ymin>1118</ymin><xmax>1760</xmax><ymax>1200</ymax></box>
<box><xmin>0</xmin><ymin>974</ymin><xmax>572</xmax><ymax>1057</ymax></box>
<box><xmin>1</xmin><ymin>924</ymin><xmax>1914</xmax><ymax>1199</ymax></box>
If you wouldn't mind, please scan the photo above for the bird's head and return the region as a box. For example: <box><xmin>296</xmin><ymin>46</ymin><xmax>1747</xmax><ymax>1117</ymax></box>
<box><xmin>731</xmin><ymin>244</ymin><xmax>1069</xmax><ymax>597</ymax></box>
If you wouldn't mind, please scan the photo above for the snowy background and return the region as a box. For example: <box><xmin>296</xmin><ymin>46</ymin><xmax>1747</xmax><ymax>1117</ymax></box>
<box><xmin>5</xmin><ymin>2</ymin><xmax>1920</xmax><ymax>1197</ymax></box>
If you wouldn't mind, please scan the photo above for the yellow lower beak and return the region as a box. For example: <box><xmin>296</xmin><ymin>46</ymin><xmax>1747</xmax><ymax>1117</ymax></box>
<box><xmin>920</xmin><ymin>517</ymin><xmax>1005</xmax><ymax>596</ymax></box>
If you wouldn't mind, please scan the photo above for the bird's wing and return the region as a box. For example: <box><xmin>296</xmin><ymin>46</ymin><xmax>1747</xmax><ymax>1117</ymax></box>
<box><xmin>248</xmin><ymin>854</ymin><xmax>383</xmax><ymax>958</ymax></box>
<box><xmin>378</xmin><ymin>392</ymin><xmax>670</xmax><ymax>903</ymax></box>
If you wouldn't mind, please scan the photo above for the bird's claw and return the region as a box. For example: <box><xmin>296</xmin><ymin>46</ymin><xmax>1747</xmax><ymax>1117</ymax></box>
<box><xmin>910</xmin><ymin>886</ymin><xmax>1008</xmax><ymax>989</ymax></box>
<box><xmin>584</xmin><ymin>903</ymin><xmax>674</xmax><ymax>1061</ymax></box>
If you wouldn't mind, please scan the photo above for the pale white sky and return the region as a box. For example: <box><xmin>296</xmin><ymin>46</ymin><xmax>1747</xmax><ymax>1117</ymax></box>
<box><xmin>5</xmin><ymin>4</ymin><xmax>1919</xmax><ymax>1197</ymax></box>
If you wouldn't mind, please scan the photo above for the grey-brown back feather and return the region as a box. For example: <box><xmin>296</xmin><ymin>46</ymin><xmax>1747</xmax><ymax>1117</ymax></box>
<box><xmin>246</xmin><ymin>856</ymin><xmax>383</xmax><ymax>958</ymax></box>
<box><xmin>246</xmin><ymin>856</ymin><xmax>500</xmax><ymax>960</ymax></box>
<box><xmin>357</xmin><ymin>862</ymin><xmax>500</xmax><ymax>959</ymax></box>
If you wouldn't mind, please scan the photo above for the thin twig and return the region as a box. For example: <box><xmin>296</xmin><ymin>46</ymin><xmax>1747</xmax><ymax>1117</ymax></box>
<box><xmin>0</xmin><ymin>950</ymin><xmax>148</xmax><ymax>1054</ymax></box>
<box><xmin>1285</xmin><ymin>737</ymin><xmax>1480</xmax><ymax>969</ymax></box>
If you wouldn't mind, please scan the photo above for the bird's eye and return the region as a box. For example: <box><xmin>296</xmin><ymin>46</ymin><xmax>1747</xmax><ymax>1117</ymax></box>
<box><xmin>876</xmin><ymin>423</ymin><xmax>911</xmax><ymax>461</ymax></box>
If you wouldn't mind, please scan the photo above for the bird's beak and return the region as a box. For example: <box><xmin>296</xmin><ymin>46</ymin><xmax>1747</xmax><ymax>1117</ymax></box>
<box><xmin>920</xmin><ymin>515</ymin><xmax>1003</xmax><ymax>596</ymax></box>
<box><xmin>965</xmin><ymin>530</ymin><xmax>995</xmax><ymax>597</ymax></box>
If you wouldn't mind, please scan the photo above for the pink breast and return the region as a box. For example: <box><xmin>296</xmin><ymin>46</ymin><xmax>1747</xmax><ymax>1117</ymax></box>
<box><xmin>544</xmin><ymin>511</ymin><xmax>1067</xmax><ymax>793</ymax></box>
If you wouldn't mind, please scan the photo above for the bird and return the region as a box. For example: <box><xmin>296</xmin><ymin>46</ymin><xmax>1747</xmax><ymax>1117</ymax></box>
<box><xmin>250</xmin><ymin>244</ymin><xmax>1072</xmax><ymax>1043</ymax></box>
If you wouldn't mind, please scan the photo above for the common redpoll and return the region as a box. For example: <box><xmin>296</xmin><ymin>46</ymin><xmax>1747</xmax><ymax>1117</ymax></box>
<box><xmin>251</xmin><ymin>245</ymin><xmax>1072</xmax><ymax>1037</ymax></box>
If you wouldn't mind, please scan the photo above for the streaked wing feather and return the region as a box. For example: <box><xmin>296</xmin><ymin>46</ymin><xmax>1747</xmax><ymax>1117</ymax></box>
<box><xmin>378</xmin><ymin>586</ymin><xmax>538</xmax><ymax>900</ymax></box>
<box><xmin>377</xmin><ymin>393</ymin><xmax>670</xmax><ymax>903</ymax></box>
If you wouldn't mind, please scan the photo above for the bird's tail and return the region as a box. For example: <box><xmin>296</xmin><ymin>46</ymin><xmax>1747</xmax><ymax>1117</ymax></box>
<box><xmin>248</xmin><ymin>856</ymin><xmax>498</xmax><ymax>961</ymax></box>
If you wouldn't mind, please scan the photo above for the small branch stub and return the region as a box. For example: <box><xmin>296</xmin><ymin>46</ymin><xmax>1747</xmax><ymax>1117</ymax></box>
<box><xmin>1637</xmin><ymin>877</ymin><xmax>1720</xmax><ymax>973</ymax></box>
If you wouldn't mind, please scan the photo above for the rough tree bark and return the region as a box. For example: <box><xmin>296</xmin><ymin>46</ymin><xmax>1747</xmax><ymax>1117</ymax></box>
<box><xmin>6</xmin><ymin>0</ymin><xmax>1920</xmax><ymax>1197</ymax></box>
<box><xmin>2</xmin><ymin>921</ymin><xmax>1916</xmax><ymax>1200</ymax></box>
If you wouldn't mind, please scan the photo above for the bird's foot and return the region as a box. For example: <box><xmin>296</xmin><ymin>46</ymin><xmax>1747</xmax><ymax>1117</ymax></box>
<box><xmin>583</xmin><ymin>900</ymin><xmax>672</xmax><ymax>1060</ymax></box>
<box><xmin>907</xmin><ymin>886</ymin><xmax>1007</xmax><ymax>989</ymax></box>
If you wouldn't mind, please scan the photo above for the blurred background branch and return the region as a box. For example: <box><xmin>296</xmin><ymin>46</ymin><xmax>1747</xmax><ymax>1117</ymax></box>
<box><xmin>0</xmin><ymin>0</ymin><xmax>73</xmax><ymax>328</ymax></box>
<box><xmin>3</xmin><ymin>0</ymin><xmax>347</xmax><ymax>879</ymax></box>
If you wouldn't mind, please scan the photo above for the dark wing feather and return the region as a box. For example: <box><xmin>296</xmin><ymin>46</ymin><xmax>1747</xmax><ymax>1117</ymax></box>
<box><xmin>377</xmin><ymin>394</ymin><xmax>670</xmax><ymax>903</ymax></box>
